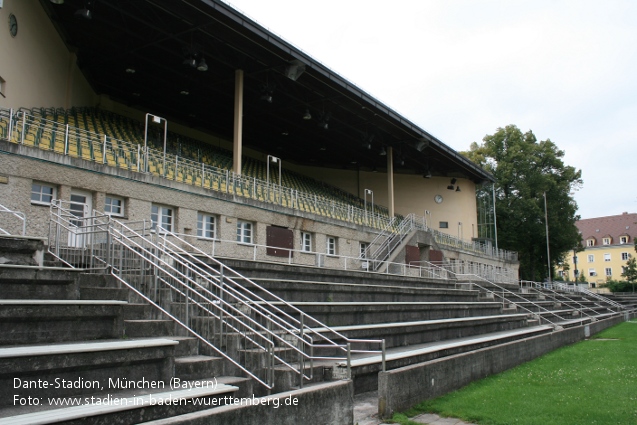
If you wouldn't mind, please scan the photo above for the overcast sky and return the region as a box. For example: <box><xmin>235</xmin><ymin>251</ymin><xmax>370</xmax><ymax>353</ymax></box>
<box><xmin>224</xmin><ymin>0</ymin><xmax>636</xmax><ymax>219</ymax></box>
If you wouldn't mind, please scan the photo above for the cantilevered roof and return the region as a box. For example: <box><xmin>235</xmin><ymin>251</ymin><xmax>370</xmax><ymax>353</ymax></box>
<box><xmin>38</xmin><ymin>0</ymin><xmax>494</xmax><ymax>183</ymax></box>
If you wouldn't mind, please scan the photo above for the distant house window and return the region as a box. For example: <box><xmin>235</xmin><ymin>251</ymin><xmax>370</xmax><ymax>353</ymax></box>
<box><xmin>586</xmin><ymin>239</ymin><xmax>595</xmax><ymax>247</ymax></box>
<box><xmin>620</xmin><ymin>236</ymin><xmax>629</xmax><ymax>244</ymax></box>
<box><xmin>622</xmin><ymin>252</ymin><xmax>630</xmax><ymax>261</ymax></box>
<box><xmin>301</xmin><ymin>232</ymin><xmax>312</xmax><ymax>252</ymax></box>
<box><xmin>587</xmin><ymin>254</ymin><xmax>594</xmax><ymax>263</ymax></box>
<box><xmin>439</xmin><ymin>221</ymin><xmax>449</xmax><ymax>229</ymax></box>
<box><xmin>151</xmin><ymin>204</ymin><xmax>173</xmax><ymax>232</ymax></box>
<box><xmin>604</xmin><ymin>253</ymin><xmax>611</xmax><ymax>262</ymax></box>
<box><xmin>602</xmin><ymin>238</ymin><xmax>611</xmax><ymax>245</ymax></box>
<box><xmin>197</xmin><ymin>213</ymin><xmax>216</xmax><ymax>239</ymax></box>
<box><xmin>31</xmin><ymin>182</ymin><xmax>56</xmax><ymax>205</ymax></box>
<box><xmin>605</xmin><ymin>267</ymin><xmax>612</xmax><ymax>277</ymax></box>
<box><xmin>588</xmin><ymin>268</ymin><xmax>596</xmax><ymax>277</ymax></box>
<box><xmin>360</xmin><ymin>243</ymin><xmax>368</xmax><ymax>259</ymax></box>
<box><xmin>326</xmin><ymin>236</ymin><xmax>337</xmax><ymax>256</ymax></box>
<box><xmin>236</xmin><ymin>220</ymin><xmax>253</xmax><ymax>244</ymax></box>
<box><xmin>104</xmin><ymin>196</ymin><xmax>124</xmax><ymax>216</ymax></box>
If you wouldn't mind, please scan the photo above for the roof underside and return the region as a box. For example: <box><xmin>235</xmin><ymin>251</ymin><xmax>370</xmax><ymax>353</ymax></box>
<box><xmin>39</xmin><ymin>0</ymin><xmax>494</xmax><ymax>183</ymax></box>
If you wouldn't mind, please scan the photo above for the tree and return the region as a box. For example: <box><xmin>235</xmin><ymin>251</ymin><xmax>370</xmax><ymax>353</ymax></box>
<box><xmin>621</xmin><ymin>256</ymin><xmax>637</xmax><ymax>293</ymax></box>
<box><xmin>463</xmin><ymin>125</ymin><xmax>582</xmax><ymax>281</ymax></box>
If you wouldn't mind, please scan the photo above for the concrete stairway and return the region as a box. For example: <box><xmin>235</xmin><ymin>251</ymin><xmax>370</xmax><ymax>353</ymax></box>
<box><xmin>212</xmin><ymin>259</ymin><xmax>554</xmax><ymax>393</ymax></box>
<box><xmin>0</xmin><ymin>235</ymin><xmax>245</xmax><ymax>425</ymax></box>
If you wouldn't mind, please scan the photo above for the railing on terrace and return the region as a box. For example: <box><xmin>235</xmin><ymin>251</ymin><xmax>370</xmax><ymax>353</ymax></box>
<box><xmin>1</xmin><ymin>107</ymin><xmax>390</xmax><ymax>228</ymax></box>
<box><xmin>518</xmin><ymin>281</ymin><xmax>616</xmax><ymax>319</ymax></box>
<box><xmin>0</xmin><ymin>203</ymin><xmax>26</xmax><ymax>236</ymax></box>
<box><xmin>47</xmin><ymin>201</ymin><xmax>385</xmax><ymax>390</ymax></box>
<box><xmin>520</xmin><ymin>280</ymin><xmax>625</xmax><ymax>310</ymax></box>
<box><xmin>421</xmin><ymin>261</ymin><xmax>625</xmax><ymax>327</ymax></box>
<box><xmin>147</xmin><ymin>229</ymin><xmax>453</xmax><ymax>282</ymax></box>
<box><xmin>0</xmin><ymin>106</ymin><xmax>517</xmax><ymax>262</ymax></box>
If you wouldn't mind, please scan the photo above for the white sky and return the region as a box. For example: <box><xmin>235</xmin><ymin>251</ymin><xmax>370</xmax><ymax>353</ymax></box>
<box><xmin>224</xmin><ymin>0</ymin><xmax>637</xmax><ymax>219</ymax></box>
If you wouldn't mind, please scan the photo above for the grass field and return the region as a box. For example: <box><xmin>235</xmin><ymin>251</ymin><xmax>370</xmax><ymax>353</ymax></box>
<box><xmin>391</xmin><ymin>320</ymin><xmax>637</xmax><ymax>425</ymax></box>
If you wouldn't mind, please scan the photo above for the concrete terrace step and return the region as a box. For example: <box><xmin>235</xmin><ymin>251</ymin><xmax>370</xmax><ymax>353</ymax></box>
<box><xmin>124</xmin><ymin>319</ymin><xmax>174</xmax><ymax>338</ymax></box>
<box><xmin>0</xmin><ymin>339</ymin><xmax>178</xmax><ymax>406</ymax></box>
<box><xmin>0</xmin><ymin>299</ymin><xmax>128</xmax><ymax>344</ymax></box>
<box><xmin>0</xmin><ymin>383</ymin><xmax>239</xmax><ymax>425</ymax></box>
<box><xmin>258</xmin><ymin>301</ymin><xmax>508</xmax><ymax>326</ymax></box>
<box><xmin>338</xmin><ymin>325</ymin><xmax>554</xmax><ymax>369</ymax></box>
<box><xmin>309</xmin><ymin>314</ymin><xmax>532</xmax><ymax>349</ymax></box>
<box><xmin>0</xmin><ymin>266</ymin><xmax>81</xmax><ymax>300</ymax></box>
<box><xmin>174</xmin><ymin>356</ymin><xmax>224</xmax><ymax>381</ymax></box>
<box><xmin>311</xmin><ymin>313</ymin><xmax>530</xmax><ymax>333</ymax></box>
<box><xmin>247</xmin><ymin>277</ymin><xmax>480</xmax><ymax>303</ymax></box>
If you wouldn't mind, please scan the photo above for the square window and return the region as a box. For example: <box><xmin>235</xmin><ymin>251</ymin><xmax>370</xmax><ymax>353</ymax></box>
<box><xmin>104</xmin><ymin>196</ymin><xmax>124</xmax><ymax>216</ymax></box>
<box><xmin>326</xmin><ymin>236</ymin><xmax>336</xmax><ymax>256</ymax></box>
<box><xmin>31</xmin><ymin>182</ymin><xmax>56</xmax><ymax>205</ymax></box>
<box><xmin>620</xmin><ymin>236</ymin><xmax>628</xmax><ymax>244</ymax></box>
<box><xmin>301</xmin><ymin>232</ymin><xmax>312</xmax><ymax>252</ymax></box>
<box><xmin>439</xmin><ymin>221</ymin><xmax>449</xmax><ymax>229</ymax></box>
<box><xmin>602</xmin><ymin>238</ymin><xmax>611</xmax><ymax>245</ymax></box>
<box><xmin>197</xmin><ymin>213</ymin><xmax>216</xmax><ymax>239</ymax></box>
<box><xmin>588</xmin><ymin>268</ymin><xmax>596</xmax><ymax>277</ymax></box>
<box><xmin>621</xmin><ymin>252</ymin><xmax>630</xmax><ymax>261</ymax></box>
<box><xmin>151</xmin><ymin>204</ymin><xmax>173</xmax><ymax>232</ymax></box>
<box><xmin>586</xmin><ymin>239</ymin><xmax>595</xmax><ymax>247</ymax></box>
<box><xmin>236</xmin><ymin>220</ymin><xmax>253</xmax><ymax>244</ymax></box>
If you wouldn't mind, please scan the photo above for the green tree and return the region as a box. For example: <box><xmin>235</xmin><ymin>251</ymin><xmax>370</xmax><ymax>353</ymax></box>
<box><xmin>463</xmin><ymin>125</ymin><xmax>582</xmax><ymax>281</ymax></box>
<box><xmin>621</xmin><ymin>256</ymin><xmax>637</xmax><ymax>292</ymax></box>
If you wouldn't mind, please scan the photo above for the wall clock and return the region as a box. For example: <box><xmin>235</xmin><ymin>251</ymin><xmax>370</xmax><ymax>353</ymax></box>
<box><xmin>434</xmin><ymin>194</ymin><xmax>443</xmax><ymax>204</ymax></box>
<box><xmin>8</xmin><ymin>13</ymin><xmax>17</xmax><ymax>37</ymax></box>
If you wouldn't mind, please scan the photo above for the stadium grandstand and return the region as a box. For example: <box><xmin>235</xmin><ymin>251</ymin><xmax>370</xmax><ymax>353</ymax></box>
<box><xmin>0</xmin><ymin>1</ymin><xmax>634</xmax><ymax>424</ymax></box>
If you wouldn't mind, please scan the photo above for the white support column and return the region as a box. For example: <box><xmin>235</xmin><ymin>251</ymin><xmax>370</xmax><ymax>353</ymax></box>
<box><xmin>233</xmin><ymin>69</ymin><xmax>244</xmax><ymax>175</ymax></box>
<box><xmin>387</xmin><ymin>146</ymin><xmax>395</xmax><ymax>218</ymax></box>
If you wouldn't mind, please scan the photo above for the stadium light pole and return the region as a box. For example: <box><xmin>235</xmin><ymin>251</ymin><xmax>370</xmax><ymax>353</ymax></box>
<box><xmin>364</xmin><ymin>189</ymin><xmax>373</xmax><ymax>226</ymax></box>
<box><xmin>544</xmin><ymin>191</ymin><xmax>552</xmax><ymax>284</ymax></box>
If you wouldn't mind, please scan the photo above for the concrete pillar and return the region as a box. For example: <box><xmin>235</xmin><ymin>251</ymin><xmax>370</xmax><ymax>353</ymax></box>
<box><xmin>387</xmin><ymin>146</ymin><xmax>395</xmax><ymax>218</ymax></box>
<box><xmin>233</xmin><ymin>69</ymin><xmax>244</xmax><ymax>175</ymax></box>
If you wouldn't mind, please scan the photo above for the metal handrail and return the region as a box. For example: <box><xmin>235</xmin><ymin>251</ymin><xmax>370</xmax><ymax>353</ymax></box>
<box><xmin>0</xmin><ymin>106</ymin><xmax>518</xmax><ymax>261</ymax></box>
<box><xmin>520</xmin><ymin>282</ymin><xmax>609</xmax><ymax>320</ymax></box>
<box><xmin>154</xmin><ymin>229</ymin><xmax>450</xmax><ymax>281</ymax></box>
<box><xmin>47</xmin><ymin>201</ymin><xmax>385</xmax><ymax>390</ymax></box>
<box><xmin>151</xmin><ymin>226</ymin><xmax>386</xmax><ymax>357</ymax></box>
<box><xmin>0</xmin><ymin>203</ymin><xmax>26</xmax><ymax>236</ymax></box>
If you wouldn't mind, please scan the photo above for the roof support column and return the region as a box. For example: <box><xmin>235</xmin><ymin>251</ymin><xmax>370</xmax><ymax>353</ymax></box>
<box><xmin>233</xmin><ymin>69</ymin><xmax>244</xmax><ymax>175</ymax></box>
<box><xmin>387</xmin><ymin>146</ymin><xmax>395</xmax><ymax>218</ymax></box>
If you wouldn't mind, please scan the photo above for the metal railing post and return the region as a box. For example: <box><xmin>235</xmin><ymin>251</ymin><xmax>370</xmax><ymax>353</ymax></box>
<box><xmin>299</xmin><ymin>314</ymin><xmax>305</xmax><ymax>389</ymax></box>
<box><xmin>20</xmin><ymin>112</ymin><xmax>26</xmax><ymax>144</ymax></box>
<box><xmin>381</xmin><ymin>339</ymin><xmax>386</xmax><ymax>372</ymax></box>
<box><xmin>346</xmin><ymin>342</ymin><xmax>352</xmax><ymax>380</ymax></box>
<box><xmin>103</xmin><ymin>135</ymin><xmax>107</xmax><ymax>164</ymax></box>
<box><xmin>64</xmin><ymin>124</ymin><xmax>69</xmax><ymax>154</ymax></box>
<box><xmin>8</xmin><ymin>108</ymin><xmax>14</xmax><ymax>141</ymax></box>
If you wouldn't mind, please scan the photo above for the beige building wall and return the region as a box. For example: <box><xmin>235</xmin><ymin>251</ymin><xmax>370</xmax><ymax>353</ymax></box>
<box><xmin>285</xmin><ymin>163</ymin><xmax>478</xmax><ymax>238</ymax></box>
<box><xmin>561</xmin><ymin>245</ymin><xmax>634</xmax><ymax>288</ymax></box>
<box><xmin>0</xmin><ymin>0</ymin><xmax>95</xmax><ymax>110</ymax></box>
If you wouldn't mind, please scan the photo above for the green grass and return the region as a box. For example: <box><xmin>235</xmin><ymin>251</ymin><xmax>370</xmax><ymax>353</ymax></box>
<box><xmin>391</xmin><ymin>320</ymin><xmax>637</xmax><ymax>425</ymax></box>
